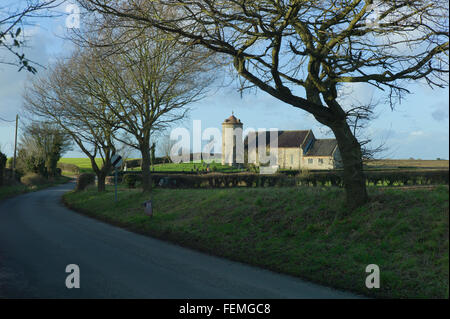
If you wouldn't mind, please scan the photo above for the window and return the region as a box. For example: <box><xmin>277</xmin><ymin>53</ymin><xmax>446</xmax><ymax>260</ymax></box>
<box><xmin>318</xmin><ymin>159</ymin><xmax>324</xmax><ymax>165</ymax></box>
<box><xmin>290</xmin><ymin>154</ymin><xmax>294</xmax><ymax>164</ymax></box>
<box><xmin>308</xmin><ymin>158</ymin><xmax>313</xmax><ymax>164</ymax></box>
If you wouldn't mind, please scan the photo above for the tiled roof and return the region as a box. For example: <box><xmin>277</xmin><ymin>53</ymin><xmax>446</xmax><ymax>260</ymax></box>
<box><xmin>244</xmin><ymin>130</ymin><xmax>310</xmax><ymax>148</ymax></box>
<box><xmin>305</xmin><ymin>139</ymin><xmax>338</xmax><ymax>156</ymax></box>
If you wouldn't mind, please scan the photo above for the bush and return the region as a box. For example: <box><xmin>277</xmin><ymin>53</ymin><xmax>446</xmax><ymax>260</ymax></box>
<box><xmin>76</xmin><ymin>173</ymin><xmax>95</xmax><ymax>191</ymax></box>
<box><xmin>123</xmin><ymin>174</ymin><xmax>141</xmax><ymax>188</ymax></box>
<box><xmin>20</xmin><ymin>173</ymin><xmax>47</xmax><ymax>186</ymax></box>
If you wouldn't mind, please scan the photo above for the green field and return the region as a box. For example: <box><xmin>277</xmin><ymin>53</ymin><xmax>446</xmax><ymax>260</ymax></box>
<box><xmin>59</xmin><ymin>158</ymin><xmax>449</xmax><ymax>175</ymax></box>
<box><xmin>58</xmin><ymin>158</ymin><xmax>242</xmax><ymax>173</ymax></box>
<box><xmin>365</xmin><ymin>159</ymin><xmax>449</xmax><ymax>169</ymax></box>
<box><xmin>59</xmin><ymin>158</ymin><xmax>104</xmax><ymax>174</ymax></box>
<box><xmin>63</xmin><ymin>184</ymin><xmax>449</xmax><ymax>298</ymax></box>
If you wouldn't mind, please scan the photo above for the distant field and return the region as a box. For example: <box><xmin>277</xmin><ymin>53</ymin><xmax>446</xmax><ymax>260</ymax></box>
<box><xmin>365</xmin><ymin>159</ymin><xmax>449</xmax><ymax>169</ymax></box>
<box><xmin>59</xmin><ymin>158</ymin><xmax>449</xmax><ymax>174</ymax></box>
<box><xmin>58</xmin><ymin>158</ymin><xmax>241</xmax><ymax>173</ymax></box>
<box><xmin>59</xmin><ymin>158</ymin><xmax>103</xmax><ymax>173</ymax></box>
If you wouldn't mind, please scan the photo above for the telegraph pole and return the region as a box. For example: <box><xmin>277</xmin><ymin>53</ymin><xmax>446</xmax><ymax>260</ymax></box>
<box><xmin>12</xmin><ymin>114</ymin><xmax>18</xmax><ymax>181</ymax></box>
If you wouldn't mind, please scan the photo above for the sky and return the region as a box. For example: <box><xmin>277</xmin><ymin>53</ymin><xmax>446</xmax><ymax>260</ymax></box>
<box><xmin>0</xmin><ymin>2</ymin><xmax>448</xmax><ymax>160</ymax></box>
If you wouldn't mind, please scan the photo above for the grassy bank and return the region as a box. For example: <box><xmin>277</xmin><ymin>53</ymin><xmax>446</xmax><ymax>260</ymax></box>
<box><xmin>0</xmin><ymin>176</ymin><xmax>72</xmax><ymax>201</ymax></box>
<box><xmin>63</xmin><ymin>184</ymin><xmax>449</xmax><ymax>298</ymax></box>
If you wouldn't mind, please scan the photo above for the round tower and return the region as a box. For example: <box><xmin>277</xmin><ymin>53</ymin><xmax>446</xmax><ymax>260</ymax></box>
<box><xmin>221</xmin><ymin>114</ymin><xmax>243</xmax><ymax>166</ymax></box>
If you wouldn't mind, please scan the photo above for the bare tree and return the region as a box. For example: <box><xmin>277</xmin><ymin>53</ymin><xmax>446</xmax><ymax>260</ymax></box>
<box><xmin>157</xmin><ymin>134</ymin><xmax>177</xmax><ymax>164</ymax></box>
<box><xmin>116</xmin><ymin>140</ymin><xmax>136</xmax><ymax>170</ymax></box>
<box><xmin>23</xmin><ymin>51</ymin><xmax>121</xmax><ymax>191</ymax></box>
<box><xmin>0</xmin><ymin>0</ymin><xmax>60</xmax><ymax>72</ymax></box>
<box><xmin>69</xmin><ymin>21</ymin><xmax>215</xmax><ymax>192</ymax></box>
<box><xmin>80</xmin><ymin>0</ymin><xmax>449</xmax><ymax>208</ymax></box>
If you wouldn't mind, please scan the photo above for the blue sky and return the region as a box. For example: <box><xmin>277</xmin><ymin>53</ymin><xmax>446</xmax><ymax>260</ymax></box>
<box><xmin>0</xmin><ymin>2</ymin><xmax>448</xmax><ymax>160</ymax></box>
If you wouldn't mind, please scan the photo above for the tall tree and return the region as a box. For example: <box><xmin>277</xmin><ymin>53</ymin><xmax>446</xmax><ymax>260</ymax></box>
<box><xmin>71</xmin><ymin>23</ymin><xmax>215</xmax><ymax>192</ymax></box>
<box><xmin>23</xmin><ymin>52</ymin><xmax>121</xmax><ymax>191</ymax></box>
<box><xmin>81</xmin><ymin>0</ymin><xmax>449</xmax><ymax>208</ymax></box>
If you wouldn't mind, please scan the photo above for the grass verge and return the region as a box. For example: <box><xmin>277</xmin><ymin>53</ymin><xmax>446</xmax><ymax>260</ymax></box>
<box><xmin>0</xmin><ymin>176</ymin><xmax>72</xmax><ymax>201</ymax></box>
<box><xmin>62</xmin><ymin>185</ymin><xmax>449</xmax><ymax>298</ymax></box>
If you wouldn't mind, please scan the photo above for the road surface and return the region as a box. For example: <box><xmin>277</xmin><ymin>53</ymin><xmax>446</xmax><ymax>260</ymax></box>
<box><xmin>0</xmin><ymin>182</ymin><xmax>360</xmax><ymax>298</ymax></box>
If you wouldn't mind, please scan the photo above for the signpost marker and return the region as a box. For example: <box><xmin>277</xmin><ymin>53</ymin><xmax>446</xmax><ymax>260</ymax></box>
<box><xmin>111</xmin><ymin>154</ymin><xmax>123</xmax><ymax>202</ymax></box>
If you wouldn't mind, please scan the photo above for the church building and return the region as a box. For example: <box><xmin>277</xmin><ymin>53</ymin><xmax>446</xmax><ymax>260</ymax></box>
<box><xmin>221</xmin><ymin>114</ymin><xmax>342</xmax><ymax>170</ymax></box>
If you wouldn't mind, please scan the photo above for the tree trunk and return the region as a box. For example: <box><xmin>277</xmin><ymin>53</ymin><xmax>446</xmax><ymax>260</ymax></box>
<box><xmin>330</xmin><ymin>120</ymin><xmax>368</xmax><ymax>210</ymax></box>
<box><xmin>141</xmin><ymin>146</ymin><xmax>152</xmax><ymax>192</ymax></box>
<box><xmin>97</xmin><ymin>173</ymin><xmax>106</xmax><ymax>192</ymax></box>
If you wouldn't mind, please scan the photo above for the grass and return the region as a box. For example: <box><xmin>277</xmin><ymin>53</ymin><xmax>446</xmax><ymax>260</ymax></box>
<box><xmin>59</xmin><ymin>158</ymin><xmax>103</xmax><ymax>174</ymax></box>
<box><xmin>365</xmin><ymin>159</ymin><xmax>449</xmax><ymax>169</ymax></box>
<box><xmin>63</xmin><ymin>184</ymin><xmax>449</xmax><ymax>298</ymax></box>
<box><xmin>0</xmin><ymin>175</ymin><xmax>72</xmax><ymax>201</ymax></box>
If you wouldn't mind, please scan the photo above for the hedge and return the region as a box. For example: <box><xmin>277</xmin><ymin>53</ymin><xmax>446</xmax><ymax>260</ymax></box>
<box><xmin>144</xmin><ymin>170</ymin><xmax>448</xmax><ymax>189</ymax></box>
<box><xmin>75</xmin><ymin>173</ymin><xmax>96</xmax><ymax>191</ymax></box>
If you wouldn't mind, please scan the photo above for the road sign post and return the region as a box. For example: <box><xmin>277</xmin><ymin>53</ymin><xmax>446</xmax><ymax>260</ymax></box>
<box><xmin>111</xmin><ymin>154</ymin><xmax>123</xmax><ymax>203</ymax></box>
<box><xmin>115</xmin><ymin>168</ymin><xmax>118</xmax><ymax>202</ymax></box>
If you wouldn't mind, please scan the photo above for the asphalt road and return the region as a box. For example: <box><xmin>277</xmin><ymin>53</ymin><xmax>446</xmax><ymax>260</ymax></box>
<box><xmin>0</xmin><ymin>182</ymin><xmax>360</xmax><ymax>298</ymax></box>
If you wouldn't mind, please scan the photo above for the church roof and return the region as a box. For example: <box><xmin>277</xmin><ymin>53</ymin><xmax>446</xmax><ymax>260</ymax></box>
<box><xmin>244</xmin><ymin>130</ymin><xmax>338</xmax><ymax>156</ymax></box>
<box><xmin>223</xmin><ymin>115</ymin><xmax>242</xmax><ymax>124</ymax></box>
<box><xmin>244</xmin><ymin>130</ymin><xmax>310</xmax><ymax>148</ymax></box>
<box><xmin>305</xmin><ymin>139</ymin><xmax>338</xmax><ymax>156</ymax></box>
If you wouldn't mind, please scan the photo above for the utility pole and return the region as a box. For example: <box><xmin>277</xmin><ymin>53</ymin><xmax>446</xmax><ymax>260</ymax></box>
<box><xmin>12</xmin><ymin>114</ymin><xmax>18</xmax><ymax>181</ymax></box>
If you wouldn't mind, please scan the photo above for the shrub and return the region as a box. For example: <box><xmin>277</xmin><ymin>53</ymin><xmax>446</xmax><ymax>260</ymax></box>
<box><xmin>16</xmin><ymin>149</ymin><xmax>46</xmax><ymax>177</ymax></box>
<box><xmin>123</xmin><ymin>174</ymin><xmax>141</xmax><ymax>188</ymax></box>
<box><xmin>76</xmin><ymin>173</ymin><xmax>95</xmax><ymax>191</ymax></box>
<box><xmin>20</xmin><ymin>173</ymin><xmax>47</xmax><ymax>186</ymax></box>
